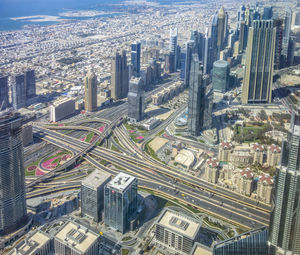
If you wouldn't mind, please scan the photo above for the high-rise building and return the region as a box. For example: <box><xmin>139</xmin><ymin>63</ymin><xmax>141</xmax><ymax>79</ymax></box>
<box><xmin>190</xmin><ymin>31</ymin><xmax>204</xmax><ymax>62</ymax></box>
<box><xmin>84</xmin><ymin>70</ymin><xmax>97</xmax><ymax>112</ymax></box>
<box><xmin>12</xmin><ymin>74</ymin><xmax>26</xmax><ymax>109</ymax></box>
<box><xmin>25</xmin><ymin>70</ymin><xmax>36</xmax><ymax>99</ymax></box>
<box><xmin>0</xmin><ymin>111</ymin><xmax>27</xmax><ymax>235</ymax></box>
<box><xmin>111</xmin><ymin>51</ymin><xmax>129</xmax><ymax>100</ymax></box>
<box><xmin>170</xmin><ymin>28</ymin><xmax>178</xmax><ymax>70</ymax></box>
<box><xmin>184</xmin><ymin>40</ymin><xmax>195</xmax><ymax>87</ymax></box>
<box><xmin>210</xmin><ymin>12</ymin><xmax>219</xmax><ymax>70</ymax></box>
<box><xmin>282</xmin><ymin>9</ymin><xmax>293</xmax><ymax>67</ymax></box>
<box><xmin>268</xmin><ymin>112</ymin><xmax>300</xmax><ymax>255</ymax></box>
<box><xmin>262</xmin><ymin>6</ymin><xmax>273</xmax><ymax>20</ymax></box>
<box><xmin>81</xmin><ymin>169</ymin><xmax>111</xmax><ymax>222</ymax></box>
<box><xmin>49</xmin><ymin>98</ymin><xmax>75</xmax><ymax>122</ymax></box>
<box><xmin>212</xmin><ymin>60</ymin><xmax>229</xmax><ymax>93</ymax></box>
<box><xmin>128</xmin><ymin>77</ymin><xmax>144</xmax><ymax>123</ymax></box>
<box><xmin>273</xmin><ymin>19</ymin><xmax>283</xmax><ymax>70</ymax></box>
<box><xmin>165</xmin><ymin>53</ymin><xmax>175</xmax><ymax>74</ymax></box>
<box><xmin>213</xmin><ymin>227</ymin><xmax>268</xmax><ymax>255</ymax></box>
<box><xmin>217</xmin><ymin>6</ymin><xmax>227</xmax><ymax>54</ymax></box>
<box><xmin>131</xmin><ymin>42</ymin><xmax>141</xmax><ymax>77</ymax></box>
<box><xmin>0</xmin><ymin>75</ymin><xmax>9</xmax><ymax>110</ymax></box>
<box><xmin>187</xmin><ymin>54</ymin><xmax>205</xmax><ymax>136</ymax></box>
<box><xmin>242</xmin><ymin>20</ymin><xmax>276</xmax><ymax>104</ymax></box>
<box><xmin>104</xmin><ymin>172</ymin><xmax>138</xmax><ymax>234</ymax></box>
<box><xmin>203</xmin><ymin>27</ymin><xmax>210</xmax><ymax>74</ymax></box>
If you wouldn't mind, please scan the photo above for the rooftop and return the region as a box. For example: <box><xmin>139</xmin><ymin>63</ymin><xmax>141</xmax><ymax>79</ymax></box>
<box><xmin>81</xmin><ymin>169</ymin><xmax>111</xmax><ymax>190</ymax></box>
<box><xmin>10</xmin><ymin>231</ymin><xmax>50</xmax><ymax>255</ymax></box>
<box><xmin>51</xmin><ymin>97</ymin><xmax>74</xmax><ymax>107</ymax></box>
<box><xmin>191</xmin><ymin>242</ymin><xmax>212</xmax><ymax>255</ymax></box>
<box><xmin>55</xmin><ymin>221</ymin><xmax>98</xmax><ymax>253</ymax></box>
<box><xmin>157</xmin><ymin>209</ymin><xmax>201</xmax><ymax>239</ymax></box>
<box><xmin>106</xmin><ymin>172</ymin><xmax>136</xmax><ymax>192</ymax></box>
<box><xmin>268</xmin><ymin>144</ymin><xmax>281</xmax><ymax>153</ymax></box>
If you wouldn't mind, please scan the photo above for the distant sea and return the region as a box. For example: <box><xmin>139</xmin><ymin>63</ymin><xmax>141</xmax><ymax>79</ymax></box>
<box><xmin>0</xmin><ymin>0</ymin><xmax>180</xmax><ymax>31</ymax></box>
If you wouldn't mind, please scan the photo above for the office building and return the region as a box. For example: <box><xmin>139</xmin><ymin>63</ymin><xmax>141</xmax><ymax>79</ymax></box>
<box><xmin>81</xmin><ymin>170</ymin><xmax>111</xmax><ymax>222</ymax></box>
<box><xmin>262</xmin><ymin>6</ymin><xmax>273</xmax><ymax>20</ymax></box>
<box><xmin>203</xmin><ymin>84</ymin><xmax>214</xmax><ymax>130</ymax></box>
<box><xmin>184</xmin><ymin>40</ymin><xmax>195</xmax><ymax>87</ymax></box>
<box><xmin>217</xmin><ymin>6</ymin><xmax>227</xmax><ymax>54</ymax></box>
<box><xmin>104</xmin><ymin>172</ymin><xmax>138</xmax><ymax>233</ymax></box>
<box><xmin>131</xmin><ymin>42</ymin><xmax>141</xmax><ymax>77</ymax></box>
<box><xmin>187</xmin><ymin>54</ymin><xmax>205</xmax><ymax>136</ymax></box>
<box><xmin>155</xmin><ymin>208</ymin><xmax>202</xmax><ymax>254</ymax></box>
<box><xmin>54</xmin><ymin>221</ymin><xmax>99</xmax><ymax>255</ymax></box>
<box><xmin>9</xmin><ymin>231</ymin><xmax>52</xmax><ymax>255</ymax></box>
<box><xmin>269</xmin><ymin>112</ymin><xmax>300</xmax><ymax>255</ymax></box>
<box><xmin>273</xmin><ymin>19</ymin><xmax>283</xmax><ymax>70</ymax></box>
<box><xmin>212</xmin><ymin>60</ymin><xmax>229</xmax><ymax>93</ymax></box>
<box><xmin>12</xmin><ymin>74</ymin><xmax>26</xmax><ymax>109</ymax></box>
<box><xmin>0</xmin><ymin>111</ymin><xmax>27</xmax><ymax>235</ymax></box>
<box><xmin>203</xmin><ymin>27</ymin><xmax>210</xmax><ymax>74</ymax></box>
<box><xmin>190</xmin><ymin>30</ymin><xmax>204</xmax><ymax>62</ymax></box>
<box><xmin>282</xmin><ymin>9</ymin><xmax>293</xmax><ymax>67</ymax></box>
<box><xmin>213</xmin><ymin>227</ymin><xmax>268</xmax><ymax>255</ymax></box>
<box><xmin>128</xmin><ymin>77</ymin><xmax>144</xmax><ymax>123</ymax></box>
<box><xmin>25</xmin><ymin>70</ymin><xmax>36</xmax><ymax>99</ymax></box>
<box><xmin>210</xmin><ymin>12</ymin><xmax>219</xmax><ymax>70</ymax></box>
<box><xmin>170</xmin><ymin>28</ymin><xmax>178</xmax><ymax>70</ymax></box>
<box><xmin>165</xmin><ymin>52</ymin><xmax>176</xmax><ymax>74</ymax></box>
<box><xmin>84</xmin><ymin>70</ymin><xmax>97</xmax><ymax>112</ymax></box>
<box><xmin>49</xmin><ymin>98</ymin><xmax>75</xmax><ymax>122</ymax></box>
<box><xmin>111</xmin><ymin>51</ymin><xmax>129</xmax><ymax>100</ymax></box>
<box><xmin>0</xmin><ymin>75</ymin><xmax>9</xmax><ymax>110</ymax></box>
<box><xmin>242</xmin><ymin>20</ymin><xmax>276</xmax><ymax>104</ymax></box>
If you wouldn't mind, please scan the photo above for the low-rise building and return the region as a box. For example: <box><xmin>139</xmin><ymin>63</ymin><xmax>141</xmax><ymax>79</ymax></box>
<box><xmin>142</xmin><ymin>117</ymin><xmax>161</xmax><ymax>130</ymax></box>
<box><xmin>205</xmin><ymin>158</ymin><xmax>220</xmax><ymax>184</ymax></box>
<box><xmin>190</xmin><ymin>242</ymin><xmax>212</xmax><ymax>255</ymax></box>
<box><xmin>230</xmin><ymin>150</ymin><xmax>253</xmax><ymax>165</ymax></box>
<box><xmin>155</xmin><ymin>208</ymin><xmax>202</xmax><ymax>255</ymax></box>
<box><xmin>267</xmin><ymin>144</ymin><xmax>281</xmax><ymax>167</ymax></box>
<box><xmin>49</xmin><ymin>98</ymin><xmax>75</xmax><ymax>122</ymax></box>
<box><xmin>237</xmin><ymin>168</ymin><xmax>254</xmax><ymax>196</ymax></box>
<box><xmin>81</xmin><ymin>169</ymin><xmax>111</xmax><ymax>222</ymax></box>
<box><xmin>54</xmin><ymin>221</ymin><xmax>99</xmax><ymax>255</ymax></box>
<box><xmin>257</xmin><ymin>174</ymin><xmax>273</xmax><ymax>204</ymax></box>
<box><xmin>175</xmin><ymin>149</ymin><xmax>196</xmax><ymax>169</ymax></box>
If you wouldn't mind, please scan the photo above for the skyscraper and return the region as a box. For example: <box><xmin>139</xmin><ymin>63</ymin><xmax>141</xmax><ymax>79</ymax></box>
<box><xmin>0</xmin><ymin>75</ymin><xmax>9</xmax><ymax>110</ymax></box>
<box><xmin>12</xmin><ymin>74</ymin><xmax>26</xmax><ymax>110</ymax></box>
<box><xmin>188</xmin><ymin>54</ymin><xmax>205</xmax><ymax>136</ymax></box>
<box><xmin>25</xmin><ymin>70</ymin><xmax>36</xmax><ymax>99</ymax></box>
<box><xmin>128</xmin><ymin>77</ymin><xmax>144</xmax><ymax>123</ymax></box>
<box><xmin>203</xmin><ymin>27</ymin><xmax>210</xmax><ymax>74</ymax></box>
<box><xmin>184</xmin><ymin>40</ymin><xmax>195</xmax><ymax>87</ymax></box>
<box><xmin>104</xmin><ymin>172</ymin><xmax>138</xmax><ymax>234</ymax></box>
<box><xmin>282</xmin><ymin>9</ymin><xmax>293</xmax><ymax>67</ymax></box>
<box><xmin>84</xmin><ymin>70</ymin><xmax>97</xmax><ymax>112</ymax></box>
<box><xmin>210</xmin><ymin>12</ymin><xmax>219</xmax><ymax>69</ymax></box>
<box><xmin>242</xmin><ymin>20</ymin><xmax>276</xmax><ymax>104</ymax></box>
<box><xmin>273</xmin><ymin>19</ymin><xmax>283</xmax><ymax>70</ymax></box>
<box><xmin>111</xmin><ymin>51</ymin><xmax>129</xmax><ymax>100</ymax></box>
<box><xmin>170</xmin><ymin>28</ymin><xmax>178</xmax><ymax>70</ymax></box>
<box><xmin>212</xmin><ymin>60</ymin><xmax>229</xmax><ymax>93</ymax></box>
<box><xmin>269</xmin><ymin>112</ymin><xmax>300</xmax><ymax>255</ymax></box>
<box><xmin>262</xmin><ymin>6</ymin><xmax>273</xmax><ymax>20</ymax></box>
<box><xmin>0</xmin><ymin>111</ymin><xmax>27</xmax><ymax>235</ymax></box>
<box><xmin>217</xmin><ymin>6</ymin><xmax>227</xmax><ymax>54</ymax></box>
<box><xmin>131</xmin><ymin>42</ymin><xmax>141</xmax><ymax>77</ymax></box>
<box><xmin>165</xmin><ymin>53</ymin><xmax>175</xmax><ymax>74</ymax></box>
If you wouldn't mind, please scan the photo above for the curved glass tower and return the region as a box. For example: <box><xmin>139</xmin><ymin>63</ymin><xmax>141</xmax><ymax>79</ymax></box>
<box><xmin>0</xmin><ymin>111</ymin><xmax>27</xmax><ymax>235</ymax></box>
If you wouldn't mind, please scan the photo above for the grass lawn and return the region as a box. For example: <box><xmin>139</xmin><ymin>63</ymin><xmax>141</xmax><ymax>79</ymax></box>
<box><xmin>157</xmin><ymin>130</ymin><xmax>165</xmax><ymax>136</ymax></box>
<box><xmin>111</xmin><ymin>144</ymin><xmax>119</xmax><ymax>152</ymax></box>
<box><xmin>25</xmin><ymin>159</ymin><xmax>40</xmax><ymax>176</ymax></box>
<box><xmin>85</xmin><ymin>132</ymin><xmax>95</xmax><ymax>143</ymax></box>
<box><xmin>122</xmin><ymin>249</ymin><xmax>129</xmax><ymax>255</ymax></box>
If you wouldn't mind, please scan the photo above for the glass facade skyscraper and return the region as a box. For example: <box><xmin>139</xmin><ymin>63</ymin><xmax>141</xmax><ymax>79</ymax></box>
<box><xmin>0</xmin><ymin>111</ymin><xmax>27</xmax><ymax>235</ymax></box>
<box><xmin>84</xmin><ymin>70</ymin><xmax>97</xmax><ymax>112</ymax></box>
<box><xmin>128</xmin><ymin>77</ymin><xmax>144</xmax><ymax>123</ymax></box>
<box><xmin>12</xmin><ymin>74</ymin><xmax>26</xmax><ymax>110</ymax></box>
<box><xmin>131</xmin><ymin>42</ymin><xmax>141</xmax><ymax>77</ymax></box>
<box><xmin>25</xmin><ymin>70</ymin><xmax>36</xmax><ymax>99</ymax></box>
<box><xmin>242</xmin><ymin>20</ymin><xmax>276</xmax><ymax>104</ymax></box>
<box><xmin>0</xmin><ymin>75</ymin><xmax>9</xmax><ymax>110</ymax></box>
<box><xmin>104</xmin><ymin>173</ymin><xmax>138</xmax><ymax>234</ymax></box>
<box><xmin>269</xmin><ymin>112</ymin><xmax>300</xmax><ymax>255</ymax></box>
<box><xmin>213</xmin><ymin>227</ymin><xmax>268</xmax><ymax>255</ymax></box>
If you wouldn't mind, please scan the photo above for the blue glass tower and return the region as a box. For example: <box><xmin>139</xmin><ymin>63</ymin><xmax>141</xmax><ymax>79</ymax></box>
<box><xmin>131</xmin><ymin>42</ymin><xmax>141</xmax><ymax>77</ymax></box>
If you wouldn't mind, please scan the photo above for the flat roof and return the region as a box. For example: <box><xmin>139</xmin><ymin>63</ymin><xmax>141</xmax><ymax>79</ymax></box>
<box><xmin>11</xmin><ymin>232</ymin><xmax>50</xmax><ymax>255</ymax></box>
<box><xmin>191</xmin><ymin>243</ymin><xmax>212</xmax><ymax>255</ymax></box>
<box><xmin>52</xmin><ymin>97</ymin><xmax>74</xmax><ymax>107</ymax></box>
<box><xmin>82</xmin><ymin>169</ymin><xmax>111</xmax><ymax>190</ymax></box>
<box><xmin>106</xmin><ymin>172</ymin><xmax>136</xmax><ymax>192</ymax></box>
<box><xmin>157</xmin><ymin>209</ymin><xmax>201</xmax><ymax>240</ymax></box>
<box><xmin>55</xmin><ymin>221</ymin><xmax>98</xmax><ymax>253</ymax></box>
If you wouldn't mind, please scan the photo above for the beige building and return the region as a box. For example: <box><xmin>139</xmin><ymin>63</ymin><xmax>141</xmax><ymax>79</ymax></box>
<box><xmin>252</xmin><ymin>143</ymin><xmax>264</xmax><ymax>165</ymax></box>
<box><xmin>220</xmin><ymin>163</ymin><xmax>234</xmax><ymax>181</ymax></box>
<box><xmin>218</xmin><ymin>142</ymin><xmax>232</xmax><ymax>162</ymax></box>
<box><xmin>49</xmin><ymin>98</ymin><xmax>75</xmax><ymax>122</ymax></box>
<box><xmin>54</xmin><ymin>221</ymin><xmax>99</xmax><ymax>255</ymax></box>
<box><xmin>205</xmin><ymin>158</ymin><xmax>220</xmax><ymax>184</ymax></box>
<box><xmin>230</xmin><ymin>150</ymin><xmax>253</xmax><ymax>165</ymax></box>
<box><xmin>9</xmin><ymin>231</ymin><xmax>51</xmax><ymax>255</ymax></box>
<box><xmin>257</xmin><ymin>174</ymin><xmax>274</xmax><ymax>204</ymax></box>
<box><xmin>155</xmin><ymin>208</ymin><xmax>202</xmax><ymax>255</ymax></box>
<box><xmin>84</xmin><ymin>71</ymin><xmax>98</xmax><ymax>112</ymax></box>
<box><xmin>237</xmin><ymin>168</ymin><xmax>254</xmax><ymax>196</ymax></box>
<box><xmin>267</xmin><ymin>144</ymin><xmax>281</xmax><ymax>167</ymax></box>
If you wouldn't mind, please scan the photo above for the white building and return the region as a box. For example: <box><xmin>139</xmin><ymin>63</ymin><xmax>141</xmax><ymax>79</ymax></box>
<box><xmin>49</xmin><ymin>98</ymin><xmax>75</xmax><ymax>122</ymax></box>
